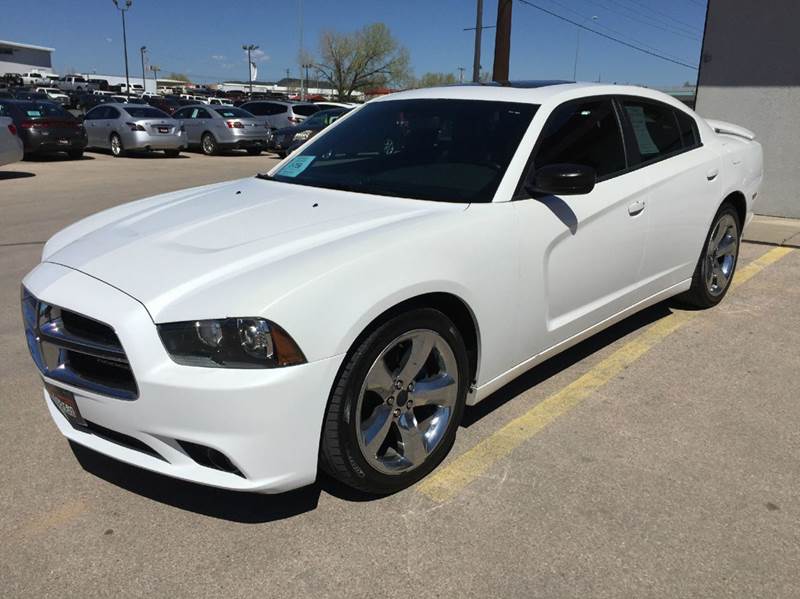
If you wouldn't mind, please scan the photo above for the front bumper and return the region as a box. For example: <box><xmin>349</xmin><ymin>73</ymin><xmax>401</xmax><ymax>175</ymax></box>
<box><xmin>23</xmin><ymin>262</ymin><xmax>343</xmax><ymax>493</ymax></box>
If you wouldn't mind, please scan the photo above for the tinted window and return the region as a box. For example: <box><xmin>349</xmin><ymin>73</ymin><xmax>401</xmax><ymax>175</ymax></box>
<box><xmin>271</xmin><ymin>99</ymin><xmax>538</xmax><ymax>203</ymax></box>
<box><xmin>106</xmin><ymin>107</ymin><xmax>121</xmax><ymax>119</ymax></box>
<box><xmin>534</xmin><ymin>98</ymin><xmax>625</xmax><ymax>178</ymax></box>
<box><xmin>85</xmin><ymin>106</ymin><xmax>105</xmax><ymax>120</ymax></box>
<box><xmin>622</xmin><ymin>99</ymin><xmax>682</xmax><ymax>163</ymax></box>
<box><xmin>214</xmin><ymin>107</ymin><xmax>251</xmax><ymax>118</ymax></box>
<box><xmin>195</xmin><ymin>108</ymin><xmax>211</xmax><ymax>118</ymax></box>
<box><xmin>291</xmin><ymin>104</ymin><xmax>320</xmax><ymax>117</ymax></box>
<box><xmin>245</xmin><ymin>102</ymin><xmax>286</xmax><ymax>116</ymax></box>
<box><xmin>15</xmin><ymin>102</ymin><xmax>70</xmax><ymax>119</ymax></box>
<box><xmin>675</xmin><ymin>109</ymin><xmax>700</xmax><ymax>149</ymax></box>
<box><xmin>123</xmin><ymin>106</ymin><xmax>169</xmax><ymax>118</ymax></box>
<box><xmin>172</xmin><ymin>107</ymin><xmax>191</xmax><ymax>119</ymax></box>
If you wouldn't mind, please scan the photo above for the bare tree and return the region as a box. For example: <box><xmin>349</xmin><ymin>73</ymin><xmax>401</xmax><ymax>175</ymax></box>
<box><xmin>316</xmin><ymin>23</ymin><xmax>411</xmax><ymax>100</ymax></box>
<box><xmin>412</xmin><ymin>72</ymin><xmax>458</xmax><ymax>89</ymax></box>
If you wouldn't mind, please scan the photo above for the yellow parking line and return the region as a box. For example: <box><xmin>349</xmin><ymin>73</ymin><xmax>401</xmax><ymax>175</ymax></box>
<box><xmin>417</xmin><ymin>246</ymin><xmax>794</xmax><ymax>503</ymax></box>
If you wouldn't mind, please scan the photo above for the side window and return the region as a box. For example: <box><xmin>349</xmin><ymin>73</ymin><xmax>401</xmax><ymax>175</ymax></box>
<box><xmin>245</xmin><ymin>103</ymin><xmax>266</xmax><ymax>115</ymax></box>
<box><xmin>534</xmin><ymin>98</ymin><xmax>626</xmax><ymax>178</ymax></box>
<box><xmin>621</xmin><ymin>99</ymin><xmax>682</xmax><ymax>163</ymax></box>
<box><xmin>196</xmin><ymin>108</ymin><xmax>211</xmax><ymax>119</ymax></box>
<box><xmin>675</xmin><ymin>109</ymin><xmax>700</xmax><ymax>150</ymax></box>
<box><xmin>84</xmin><ymin>107</ymin><xmax>101</xmax><ymax>120</ymax></box>
<box><xmin>173</xmin><ymin>108</ymin><xmax>189</xmax><ymax>119</ymax></box>
<box><xmin>106</xmin><ymin>107</ymin><xmax>120</xmax><ymax>119</ymax></box>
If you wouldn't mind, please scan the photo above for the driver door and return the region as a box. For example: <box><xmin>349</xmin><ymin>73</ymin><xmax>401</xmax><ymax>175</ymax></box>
<box><xmin>513</xmin><ymin>97</ymin><xmax>649</xmax><ymax>357</ymax></box>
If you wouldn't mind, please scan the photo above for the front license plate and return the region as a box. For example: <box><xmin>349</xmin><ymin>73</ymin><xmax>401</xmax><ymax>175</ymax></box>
<box><xmin>45</xmin><ymin>382</ymin><xmax>87</xmax><ymax>427</ymax></box>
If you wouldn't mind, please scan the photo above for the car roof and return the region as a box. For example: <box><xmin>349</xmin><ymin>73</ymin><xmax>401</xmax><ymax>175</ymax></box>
<box><xmin>372</xmin><ymin>81</ymin><xmax>687</xmax><ymax>110</ymax></box>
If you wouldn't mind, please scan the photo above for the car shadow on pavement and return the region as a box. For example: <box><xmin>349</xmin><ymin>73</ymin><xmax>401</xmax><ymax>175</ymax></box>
<box><xmin>462</xmin><ymin>301</ymin><xmax>674</xmax><ymax>427</ymax></box>
<box><xmin>85</xmin><ymin>149</ymin><xmax>190</xmax><ymax>159</ymax></box>
<box><xmin>23</xmin><ymin>154</ymin><xmax>95</xmax><ymax>162</ymax></box>
<box><xmin>69</xmin><ymin>442</ymin><xmax>381</xmax><ymax>523</ymax></box>
<box><xmin>0</xmin><ymin>170</ymin><xmax>35</xmax><ymax>180</ymax></box>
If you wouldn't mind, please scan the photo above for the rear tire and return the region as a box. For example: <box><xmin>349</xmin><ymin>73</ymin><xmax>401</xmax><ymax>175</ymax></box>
<box><xmin>201</xmin><ymin>132</ymin><xmax>218</xmax><ymax>156</ymax></box>
<box><xmin>319</xmin><ymin>308</ymin><xmax>469</xmax><ymax>495</ymax></box>
<box><xmin>680</xmin><ymin>203</ymin><xmax>741</xmax><ymax>308</ymax></box>
<box><xmin>110</xmin><ymin>133</ymin><xmax>125</xmax><ymax>157</ymax></box>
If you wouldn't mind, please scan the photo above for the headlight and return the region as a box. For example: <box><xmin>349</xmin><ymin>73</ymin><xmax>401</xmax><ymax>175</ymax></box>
<box><xmin>157</xmin><ymin>318</ymin><xmax>306</xmax><ymax>369</ymax></box>
<box><xmin>293</xmin><ymin>130</ymin><xmax>312</xmax><ymax>142</ymax></box>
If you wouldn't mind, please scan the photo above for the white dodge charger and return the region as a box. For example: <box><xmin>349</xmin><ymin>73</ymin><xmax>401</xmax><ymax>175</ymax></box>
<box><xmin>22</xmin><ymin>82</ymin><xmax>763</xmax><ymax>494</ymax></box>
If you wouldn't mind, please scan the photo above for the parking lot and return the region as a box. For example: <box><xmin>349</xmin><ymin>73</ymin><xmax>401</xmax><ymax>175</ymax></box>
<box><xmin>1</xmin><ymin>154</ymin><xmax>799</xmax><ymax>597</ymax></box>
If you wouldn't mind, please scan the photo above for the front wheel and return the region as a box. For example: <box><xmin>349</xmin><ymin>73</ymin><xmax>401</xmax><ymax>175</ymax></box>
<box><xmin>681</xmin><ymin>204</ymin><xmax>741</xmax><ymax>308</ymax></box>
<box><xmin>319</xmin><ymin>308</ymin><xmax>469</xmax><ymax>495</ymax></box>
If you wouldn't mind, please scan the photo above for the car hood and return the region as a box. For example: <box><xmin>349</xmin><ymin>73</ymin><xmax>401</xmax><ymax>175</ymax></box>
<box><xmin>44</xmin><ymin>177</ymin><xmax>465</xmax><ymax>320</ymax></box>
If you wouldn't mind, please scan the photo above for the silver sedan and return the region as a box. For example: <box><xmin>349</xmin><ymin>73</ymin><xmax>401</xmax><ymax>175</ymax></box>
<box><xmin>172</xmin><ymin>105</ymin><xmax>272</xmax><ymax>155</ymax></box>
<box><xmin>83</xmin><ymin>103</ymin><xmax>186</xmax><ymax>157</ymax></box>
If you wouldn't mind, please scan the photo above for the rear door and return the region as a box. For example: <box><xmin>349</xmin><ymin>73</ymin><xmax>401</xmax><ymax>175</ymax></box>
<box><xmin>514</xmin><ymin>96</ymin><xmax>649</xmax><ymax>353</ymax></box>
<box><xmin>616</xmin><ymin>97</ymin><xmax>722</xmax><ymax>294</ymax></box>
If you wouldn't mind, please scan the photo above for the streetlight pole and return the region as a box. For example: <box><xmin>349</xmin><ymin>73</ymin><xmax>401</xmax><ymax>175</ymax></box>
<box><xmin>242</xmin><ymin>44</ymin><xmax>258</xmax><ymax>98</ymax></box>
<box><xmin>112</xmin><ymin>0</ymin><xmax>133</xmax><ymax>98</ymax></box>
<box><xmin>301</xmin><ymin>62</ymin><xmax>313</xmax><ymax>98</ymax></box>
<box><xmin>140</xmin><ymin>46</ymin><xmax>147</xmax><ymax>93</ymax></box>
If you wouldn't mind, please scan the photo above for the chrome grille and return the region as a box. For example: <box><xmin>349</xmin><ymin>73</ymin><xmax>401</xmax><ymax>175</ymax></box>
<box><xmin>21</xmin><ymin>287</ymin><xmax>139</xmax><ymax>400</ymax></box>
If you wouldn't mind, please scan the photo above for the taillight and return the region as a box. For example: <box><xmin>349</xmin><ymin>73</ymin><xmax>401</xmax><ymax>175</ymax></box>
<box><xmin>8</xmin><ymin>123</ymin><xmax>17</xmax><ymax>136</ymax></box>
<box><xmin>125</xmin><ymin>121</ymin><xmax>146</xmax><ymax>131</ymax></box>
<box><xmin>20</xmin><ymin>120</ymin><xmax>36</xmax><ymax>129</ymax></box>
<box><xmin>225</xmin><ymin>120</ymin><xmax>244</xmax><ymax>129</ymax></box>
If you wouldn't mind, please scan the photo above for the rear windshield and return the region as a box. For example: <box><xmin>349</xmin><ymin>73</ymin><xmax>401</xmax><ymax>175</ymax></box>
<box><xmin>16</xmin><ymin>102</ymin><xmax>70</xmax><ymax>119</ymax></box>
<box><xmin>214</xmin><ymin>107</ymin><xmax>251</xmax><ymax>118</ymax></box>
<box><xmin>291</xmin><ymin>104</ymin><xmax>320</xmax><ymax>116</ymax></box>
<box><xmin>123</xmin><ymin>106</ymin><xmax>169</xmax><ymax>118</ymax></box>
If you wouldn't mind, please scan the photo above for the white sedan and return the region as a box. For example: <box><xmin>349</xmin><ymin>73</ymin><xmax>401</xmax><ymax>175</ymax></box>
<box><xmin>22</xmin><ymin>82</ymin><xmax>762</xmax><ymax>494</ymax></box>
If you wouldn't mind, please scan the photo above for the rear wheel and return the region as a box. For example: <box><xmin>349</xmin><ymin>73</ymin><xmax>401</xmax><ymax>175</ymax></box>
<box><xmin>201</xmin><ymin>132</ymin><xmax>218</xmax><ymax>156</ymax></box>
<box><xmin>320</xmin><ymin>308</ymin><xmax>469</xmax><ymax>494</ymax></box>
<box><xmin>681</xmin><ymin>204</ymin><xmax>741</xmax><ymax>308</ymax></box>
<box><xmin>110</xmin><ymin>133</ymin><xmax>125</xmax><ymax>157</ymax></box>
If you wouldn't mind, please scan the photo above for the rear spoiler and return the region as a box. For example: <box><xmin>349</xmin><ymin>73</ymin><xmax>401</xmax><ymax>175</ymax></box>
<box><xmin>705</xmin><ymin>119</ymin><xmax>756</xmax><ymax>141</ymax></box>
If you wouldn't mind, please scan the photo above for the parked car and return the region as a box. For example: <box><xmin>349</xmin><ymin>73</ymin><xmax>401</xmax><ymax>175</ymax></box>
<box><xmin>35</xmin><ymin>87</ymin><xmax>71</xmax><ymax>106</ymax></box>
<box><xmin>21</xmin><ymin>82</ymin><xmax>762</xmax><ymax>495</ymax></box>
<box><xmin>314</xmin><ymin>101</ymin><xmax>356</xmax><ymax>110</ymax></box>
<box><xmin>19</xmin><ymin>71</ymin><xmax>47</xmax><ymax>86</ymax></box>
<box><xmin>0</xmin><ymin>90</ymin><xmax>14</xmax><ymax>99</ymax></box>
<box><xmin>109</xmin><ymin>95</ymin><xmax>146</xmax><ymax>104</ymax></box>
<box><xmin>0</xmin><ymin>112</ymin><xmax>24</xmax><ymax>167</ymax></box>
<box><xmin>146</xmin><ymin>96</ymin><xmax>180</xmax><ymax>115</ymax></box>
<box><xmin>272</xmin><ymin>107</ymin><xmax>350</xmax><ymax>157</ymax></box>
<box><xmin>87</xmin><ymin>78</ymin><xmax>110</xmax><ymax>91</ymax></box>
<box><xmin>0</xmin><ymin>99</ymin><xmax>87</xmax><ymax>158</ymax></box>
<box><xmin>209</xmin><ymin>97</ymin><xmax>234</xmax><ymax>106</ymax></box>
<box><xmin>239</xmin><ymin>100</ymin><xmax>319</xmax><ymax>129</ymax></box>
<box><xmin>58</xmin><ymin>75</ymin><xmax>95</xmax><ymax>92</ymax></box>
<box><xmin>13</xmin><ymin>90</ymin><xmax>50</xmax><ymax>102</ymax></box>
<box><xmin>83</xmin><ymin>103</ymin><xmax>185</xmax><ymax>157</ymax></box>
<box><xmin>75</xmin><ymin>92</ymin><xmax>111</xmax><ymax>112</ymax></box>
<box><xmin>171</xmin><ymin>105</ymin><xmax>271</xmax><ymax>155</ymax></box>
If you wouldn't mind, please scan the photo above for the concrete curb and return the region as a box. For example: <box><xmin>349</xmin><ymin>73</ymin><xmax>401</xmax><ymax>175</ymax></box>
<box><xmin>743</xmin><ymin>215</ymin><xmax>800</xmax><ymax>248</ymax></box>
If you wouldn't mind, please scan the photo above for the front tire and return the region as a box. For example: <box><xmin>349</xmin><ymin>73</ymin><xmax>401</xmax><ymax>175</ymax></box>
<box><xmin>320</xmin><ymin>308</ymin><xmax>469</xmax><ymax>494</ymax></box>
<box><xmin>681</xmin><ymin>203</ymin><xmax>741</xmax><ymax>308</ymax></box>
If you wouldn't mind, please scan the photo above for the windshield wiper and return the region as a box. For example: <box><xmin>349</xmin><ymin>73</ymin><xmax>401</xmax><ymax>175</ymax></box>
<box><xmin>255</xmin><ymin>172</ymin><xmax>274</xmax><ymax>181</ymax></box>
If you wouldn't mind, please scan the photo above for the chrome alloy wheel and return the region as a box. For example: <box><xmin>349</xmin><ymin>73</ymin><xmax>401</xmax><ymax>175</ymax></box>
<box><xmin>356</xmin><ymin>329</ymin><xmax>459</xmax><ymax>475</ymax></box>
<box><xmin>110</xmin><ymin>134</ymin><xmax>122</xmax><ymax>156</ymax></box>
<box><xmin>202</xmin><ymin>134</ymin><xmax>216</xmax><ymax>155</ymax></box>
<box><xmin>703</xmin><ymin>213</ymin><xmax>739</xmax><ymax>296</ymax></box>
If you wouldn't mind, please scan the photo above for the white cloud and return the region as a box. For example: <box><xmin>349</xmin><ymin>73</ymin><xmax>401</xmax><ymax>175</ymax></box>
<box><xmin>245</xmin><ymin>48</ymin><xmax>270</xmax><ymax>63</ymax></box>
<box><xmin>105</xmin><ymin>37</ymin><xmax>113</xmax><ymax>43</ymax></box>
<box><xmin>211</xmin><ymin>54</ymin><xmax>225</xmax><ymax>61</ymax></box>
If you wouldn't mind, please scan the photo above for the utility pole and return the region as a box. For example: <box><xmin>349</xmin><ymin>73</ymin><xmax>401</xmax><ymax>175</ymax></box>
<box><xmin>112</xmin><ymin>0</ymin><xmax>133</xmax><ymax>98</ymax></box>
<box><xmin>242</xmin><ymin>44</ymin><xmax>258</xmax><ymax>98</ymax></box>
<box><xmin>140</xmin><ymin>46</ymin><xmax>147</xmax><ymax>93</ymax></box>
<box><xmin>458</xmin><ymin>66</ymin><xmax>465</xmax><ymax>83</ymax></box>
<box><xmin>492</xmin><ymin>0</ymin><xmax>512</xmax><ymax>82</ymax></box>
<box><xmin>472</xmin><ymin>0</ymin><xmax>483</xmax><ymax>82</ymax></box>
<box><xmin>302</xmin><ymin>62</ymin><xmax>313</xmax><ymax>97</ymax></box>
<box><xmin>149</xmin><ymin>64</ymin><xmax>160</xmax><ymax>93</ymax></box>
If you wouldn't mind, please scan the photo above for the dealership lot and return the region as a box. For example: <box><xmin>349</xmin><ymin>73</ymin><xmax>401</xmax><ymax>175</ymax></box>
<box><xmin>1</xmin><ymin>155</ymin><xmax>799</xmax><ymax>597</ymax></box>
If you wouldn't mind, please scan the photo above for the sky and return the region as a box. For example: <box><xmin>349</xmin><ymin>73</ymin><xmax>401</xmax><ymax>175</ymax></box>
<box><xmin>1</xmin><ymin>0</ymin><xmax>707</xmax><ymax>87</ymax></box>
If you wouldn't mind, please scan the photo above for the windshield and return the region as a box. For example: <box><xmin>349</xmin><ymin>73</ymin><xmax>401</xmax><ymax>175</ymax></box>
<box><xmin>291</xmin><ymin>104</ymin><xmax>320</xmax><ymax>116</ymax></box>
<box><xmin>123</xmin><ymin>106</ymin><xmax>169</xmax><ymax>118</ymax></box>
<box><xmin>270</xmin><ymin>99</ymin><xmax>537</xmax><ymax>203</ymax></box>
<box><xmin>214</xmin><ymin>107</ymin><xmax>251</xmax><ymax>118</ymax></box>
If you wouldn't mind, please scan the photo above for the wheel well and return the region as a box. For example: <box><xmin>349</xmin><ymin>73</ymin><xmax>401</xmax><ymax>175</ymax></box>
<box><xmin>722</xmin><ymin>191</ymin><xmax>747</xmax><ymax>228</ymax></box>
<box><xmin>354</xmin><ymin>293</ymin><xmax>480</xmax><ymax>385</ymax></box>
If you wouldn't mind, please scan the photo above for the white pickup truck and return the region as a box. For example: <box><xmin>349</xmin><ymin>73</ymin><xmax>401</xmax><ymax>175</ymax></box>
<box><xmin>57</xmin><ymin>75</ymin><xmax>96</xmax><ymax>92</ymax></box>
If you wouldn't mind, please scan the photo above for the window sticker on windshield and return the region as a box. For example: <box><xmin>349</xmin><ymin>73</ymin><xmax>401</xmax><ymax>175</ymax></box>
<box><xmin>26</xmin><ymin>110</ymin><xmax>42</xmax><ymax>117</ymax></box>
<box><xmin>278</xmin><ymin>155</ymin><xmax>315</xmax><ymax>178</ymax></box>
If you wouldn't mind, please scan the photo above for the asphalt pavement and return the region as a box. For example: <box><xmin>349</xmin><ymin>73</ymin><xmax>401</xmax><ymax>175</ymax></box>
<box><xmin>1</xmin><ymin>152</ymin><xmax>798</xmax><ymax>598</ymax></box>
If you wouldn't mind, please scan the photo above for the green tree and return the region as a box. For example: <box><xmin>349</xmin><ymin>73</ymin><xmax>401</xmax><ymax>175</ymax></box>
<box><xmin>316</xmin><ymin>23</ymin><xmax>411</xmax><ymax>100</ymax></box>
<box><xmin>413</xmin><ymin>72</ymin><xmax>458</xmax><ymax>88</ymax></box>
<box><xmin>167</xmin><ymin>72</ymin><xmax>191</xmax><ymax>82</ymax></box>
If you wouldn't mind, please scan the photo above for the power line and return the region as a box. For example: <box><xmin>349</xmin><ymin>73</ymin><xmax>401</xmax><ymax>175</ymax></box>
<box><xmin>621</xmin><ymin>0</ymin><xmax>704</xmax><ymax>33</ymax></box>
<box><xmin>516</xmin><ymin>0</ymin><xmax>698</xmax><ymax>70</ymax></box>
<box><xmin>582</xmin><ymin>0</ymin><xmax>700</xmax><ymax>41</ymax></box>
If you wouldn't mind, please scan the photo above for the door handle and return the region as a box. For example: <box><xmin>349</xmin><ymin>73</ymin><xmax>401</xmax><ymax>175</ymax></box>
<box><xmin>706</xmin><ymin>168</ymin><xmax>719</xmax><ymax>181</ymax></box>
<box><xmin>627</xmin><ymin>200</ymin><xmax>646</xmax><ymax>216</ymax></box>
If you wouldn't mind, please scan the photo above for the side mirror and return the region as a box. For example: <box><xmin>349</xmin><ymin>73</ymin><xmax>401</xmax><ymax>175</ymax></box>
<box><xmin>526</xmin><ymin>163</ymin><xmax>597</xmax><ymax>196</ymax></box>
